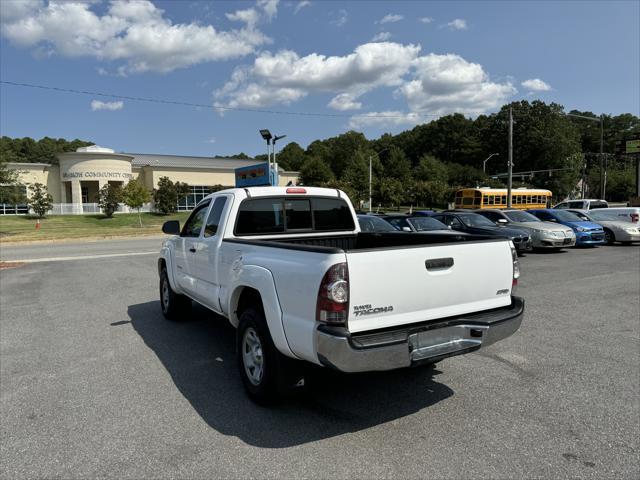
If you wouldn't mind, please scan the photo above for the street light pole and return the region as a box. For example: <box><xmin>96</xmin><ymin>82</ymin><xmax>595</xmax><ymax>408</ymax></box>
<box><xmin>507</xmin><ymin>107</ymin><xmax>513</xmax><ymax>208</ymax></box>
<box><xmin>599</xmin><ymin>115</ymin><xmax>605</xmax><ymax>199</ymax></box>
<box><xmin>483</xmin><ymin>153</ymin><xmax>499</xmax><ymax>174</ymax></box>
<box><xmin>369</xmin><ymin>155</ymin><xmax>372</xmax><ymax>213</ymax></box>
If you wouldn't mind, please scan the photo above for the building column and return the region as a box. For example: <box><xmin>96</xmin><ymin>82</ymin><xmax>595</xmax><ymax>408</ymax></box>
<box><xmin>71</xmin><ymin>180</ymin><xmax>83</xmax><ymax>214</ymax></box>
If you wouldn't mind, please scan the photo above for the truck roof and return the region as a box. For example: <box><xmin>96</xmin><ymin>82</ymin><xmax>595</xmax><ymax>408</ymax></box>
<box><xmin>208</xmin><ymin>186</ymin><xmax>344</xmax><ymax>198</ymax></box>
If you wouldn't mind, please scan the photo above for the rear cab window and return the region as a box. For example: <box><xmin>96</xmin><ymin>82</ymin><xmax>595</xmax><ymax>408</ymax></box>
<box><xmin>234</xmin><ymin>196</ymin><xmax>355</xmax><ymax>236</ymax></box>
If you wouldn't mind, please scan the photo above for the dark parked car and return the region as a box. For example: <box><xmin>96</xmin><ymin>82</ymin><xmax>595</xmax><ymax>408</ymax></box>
<box><xmin>431</xmin><ymin>211</ymin><xmax>532</xmax><ymax>252</ymax></box>
<box><xmin>383</xmin><ymin>215</ymin><xmax>451</xmax><ymax>232</ymax></box>
<box><xmin>357</xmin><ymin>214</ymin><xmax>399</xmax><ymax>232</ymax></box>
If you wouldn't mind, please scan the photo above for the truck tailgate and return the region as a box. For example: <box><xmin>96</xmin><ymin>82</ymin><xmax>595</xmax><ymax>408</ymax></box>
<box><xmin>346</xmin><ymin>240</ymin><xmax>514</xmax><ymax>333</ymax></box>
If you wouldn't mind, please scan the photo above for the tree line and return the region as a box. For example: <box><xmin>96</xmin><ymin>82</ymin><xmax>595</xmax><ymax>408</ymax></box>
<box><xmin>269</xmin><ymin>101</ymin><xmax>639</xmax><ymax>206</ymax></box>
<box><xmin>2</xmin><ymin>100</ymin><xmax>638</xmax><ymax>208</ymax></box>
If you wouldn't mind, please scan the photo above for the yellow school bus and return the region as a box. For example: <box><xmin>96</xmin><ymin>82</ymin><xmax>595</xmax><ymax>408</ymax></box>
<box><xmin>454</xmin><ymin>188</ymin><xmax>552</xmax><ymax>210</ymax></box>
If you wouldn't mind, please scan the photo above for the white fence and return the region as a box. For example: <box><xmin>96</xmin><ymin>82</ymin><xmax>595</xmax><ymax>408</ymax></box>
<box><xmin>1</xmin><ymin>202</ymin><xmax>154</xmax><ymax>215</ymax></box>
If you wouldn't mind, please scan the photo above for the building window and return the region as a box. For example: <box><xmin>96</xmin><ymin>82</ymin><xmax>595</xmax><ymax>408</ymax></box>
<box><xmin>176</xmin><ymin>186</ymin><xmax>217</xmax><ymax>211</ymax></box>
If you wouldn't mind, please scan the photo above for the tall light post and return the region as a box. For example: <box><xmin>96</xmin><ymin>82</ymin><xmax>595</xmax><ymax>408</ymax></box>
<box><xmin>507</xmin><ymin>107</ymin><xmax>513</xmax><ymax>208</ymax></box>
<box><xmin>259</xmin><ymin>129</ymin><xmax>272</xmax><ymax>167</ymax></box>
<box><xmin>272</xmin><ymin>134</ymin><xmax>286</xmax><ymax>165</ymax></box>
<box><xmin>565</xmin><ymin>113</ymin><xmax>604</xmax><ymax>199</ymax></box>
<box><xmin>368</xmin><ymin>148</ymin><xmax>390</xmax><ymax>212</ymax></box>
<box><xmin>482</xmin><ymin>153</ymin><xmax>500</xmax><ymax>173</ymax></box>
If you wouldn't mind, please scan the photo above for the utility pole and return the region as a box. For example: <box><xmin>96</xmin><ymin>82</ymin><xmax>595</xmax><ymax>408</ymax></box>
<box><xmin>368</xmin><ymin>155</ymin><xmax>372</xmax><ymax>213</ymax></box>
<box><xmin>599</xmin><ymin>115</ymin><xmax>605</xmax><ymax>199</ymax></box>
<box><xmin>507</xmin><ymin>107</ymin><xmax>513</xmax><ymax>208</ymax></box>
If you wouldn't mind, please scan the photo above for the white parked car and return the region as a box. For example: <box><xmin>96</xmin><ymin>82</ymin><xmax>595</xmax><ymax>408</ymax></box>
<box><xmin>158</xmin><ymin>187</ymin><xmax>523</xmax><ymax>403</ymax></box>
<box><xmin>553</xmin><ymin>199</ymin><xmax>608</xmax><ymax>210</ymax></box>
<box><xmin>595</xmin><ymin>207</ymin><xmax>640</xmax><ymax>225</ymax></box>
<box><xmin>566</xmin><ymin>209</ymin><xmax>640</xmax><ymax>245</ymax></box>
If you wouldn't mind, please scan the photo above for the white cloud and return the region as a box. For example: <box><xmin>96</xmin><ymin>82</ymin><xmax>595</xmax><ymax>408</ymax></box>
<box><xmin>521</xmin><ymin>78</ymin><xmax>552</xmax><ymax>91</ymax></box>
<box><xmin>397</xmin><ymin>53</ymin><xmax>516</xmax><ymax>116</ymax></box>
<box><xmin>349</xmin><ymin>111</ymin><xmax>421</xmax><ymax>129</ymax></box>
<box><xmin>371</xmin><ymin>31</ymin><xmax>392</xmax><ymax>42</ymax></box>
<box><xmin>215</xmin><ymin>42</ymin><xmax>421</xmax><ymax>109</ymax></box>
<box><xmin>330</xmin><ymin>9</ymin><xmax>348</xmax><ymax>27</ymax></box>
<box><xmin>378</xmin><ymin>14</ymin><xmax>403</xmax><ymax>24</ymax></box>
<box><xmin>205</xmin><ymin>137</ymin><xmax>217</xmax><ymax>144</ymax></box>
<box><xmin>446</xmin><ymin>18</ymin><xmax>467</xmax><ymax>30</ymax></box>
<box><xmin>1</xmin><ymin>0</ymin><xmax>271</xmax><ymax>74</ymax></box>
<box><xmin>419</xmin><ymin>17</ymin><xmax>434</xmax><ymax>24</ymax></box>
<box><xmin>91</xmin><ymin>100</ymin><xmax>123</xmax><ymax>111</ymax></box>
<box><xmin>258</xmin><ymin>0</ymin><xmax>279</xmax><ymax>21</ymax></box>
<box><xmin>294</xmin><ymin>1</ymin><xmax>311</xmax><ymax>14</ymax></box>
<box><xmin>328</xmin><ymin>93</ymin><xmax>362</xmax><ymax>111</ymax></box>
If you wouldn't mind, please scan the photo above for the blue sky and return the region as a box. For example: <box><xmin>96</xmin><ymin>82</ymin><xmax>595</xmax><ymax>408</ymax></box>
<box><xmin>1</xmin><ymin>0</ymin><xmax>638</xmax><ymax>158</ymax></box>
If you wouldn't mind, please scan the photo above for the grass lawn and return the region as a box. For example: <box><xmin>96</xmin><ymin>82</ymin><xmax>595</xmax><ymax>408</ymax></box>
<box><xmin>0</xmin><ymin>212</ymin><xmax>191</xmax><ymax>242</ymax></box>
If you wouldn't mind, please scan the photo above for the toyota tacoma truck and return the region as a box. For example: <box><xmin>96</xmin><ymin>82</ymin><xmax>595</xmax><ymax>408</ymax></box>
<box><xmin>158</xmin><ymin>187</ymin><xmax>524</xmax><ymax>403</ymax></box>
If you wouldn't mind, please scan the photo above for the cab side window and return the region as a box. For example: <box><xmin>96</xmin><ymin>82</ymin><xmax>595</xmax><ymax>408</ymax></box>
<box><xmin>181</xmin><ymin>202</ymin><xmax>210</xmax><ymax>238</ymax></box>
<box><xmin>204</xmin><ymin>197</ymin><xmax>227</xmax><ymax>238</ymax></box>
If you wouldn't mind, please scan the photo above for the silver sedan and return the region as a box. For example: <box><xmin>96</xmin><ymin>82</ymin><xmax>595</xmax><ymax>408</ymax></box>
<box><xmin>566</xmin><ymin>209</ymin><xmax>640</xmax><ymax>245</ymax></box>
<box><xmin>474</xmin><ymin>209</ymin><xmax>576</xmax><ymax>248</ymax></box>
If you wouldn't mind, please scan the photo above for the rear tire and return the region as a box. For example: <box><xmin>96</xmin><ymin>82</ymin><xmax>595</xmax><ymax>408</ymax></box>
<box><xmin>159</xmin><ymin>267</ymin><xmax>191</xmax><ymax>320</ymax></box>
<box><xmin>237</xmin><ymin>306</ymin><xmax>297</xmax><ymax>405</ymax></box>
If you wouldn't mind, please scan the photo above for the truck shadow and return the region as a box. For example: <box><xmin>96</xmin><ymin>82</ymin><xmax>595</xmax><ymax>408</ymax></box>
<box><xmin>128</xmin><ymin>301</ymin><xmax>453</xmax><ymax>448</ymax></box>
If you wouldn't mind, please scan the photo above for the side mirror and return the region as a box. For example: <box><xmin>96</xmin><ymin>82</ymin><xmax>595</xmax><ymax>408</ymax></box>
<box><xmin>162</xmin><ymin>220</ymin><xmax>180</xmax><ymax>235</ymax></box>
<box><xmin>497</xmin><ymin>218</ymin><xmax>508</xmax><ymax>224</ymax></box>
<box><xmin>402</xmin><ymin>226</ymin><xmax>412</xmax><ymax>232</ymax></box>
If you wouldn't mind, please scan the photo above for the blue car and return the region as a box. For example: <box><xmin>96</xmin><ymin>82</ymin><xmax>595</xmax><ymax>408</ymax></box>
<box><xmin>527</xmin><ymin>209</ymin><xmax>606</xmax><ymax>246</ymax></box>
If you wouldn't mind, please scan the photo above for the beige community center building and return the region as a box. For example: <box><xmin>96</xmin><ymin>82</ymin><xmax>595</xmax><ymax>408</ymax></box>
<box><xmin>3</xmin><ymin>145</ymin><xmax>299</xmax><ymax>215</ymax></box>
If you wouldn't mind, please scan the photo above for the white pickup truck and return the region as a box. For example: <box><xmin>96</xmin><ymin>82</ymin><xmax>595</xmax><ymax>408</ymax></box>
<box><xmin>158</xmin><ymin>187</ymin><xmax>524</xmax><ymax>403</ymax></box>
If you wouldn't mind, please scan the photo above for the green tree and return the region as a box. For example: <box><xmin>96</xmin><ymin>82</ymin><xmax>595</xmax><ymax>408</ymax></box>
<box><xmin>98</xmin><ymin>183</ymin><xmax>122</xmax><ymax>218</ymax></box>
<box><xmin>342</xmin><ymin>150</ymin><xmax>371</xmax><ymax>206</ymax></box>
<box><xmin>416</xmin><ymin>155</ymin><xmax>448</xmax><ymax>183</ymax></box>
<box><xmin>383</xmin><ymin>147</ymin><xmax>411</xmax><ymax>182</ymax></box>
<box><xmin>153</xmin><ymin>176</ymin><xmax>190</xmax><ymax>215</ymax></box>
<box><xmin>0</xmin><ymin>161</ymin><xmax>27</xmax><ymax>206</ymax></box>
<box><xmin>123</xmin><ymin>179</ymin><xmax>151</xmax><ymax>226</ymax></box>
<box><xmin>376</xmin><ymin>177</ymin><xmax>404</xmax><ymax>208</ymax></box>
<box><xmin>414</xmin><ymin>180</ymin><xmax>450</xmax><ymax>208</ymax></box>
<box><xmin>275</xmin><ymin>142</ymin><xmax>306</xmax><ymax>171</ymax></box>
<box><xmin>299</xmin><ymin>157</ymin><xmax>334</xmax><ymax>186</ymax></box>
<box><xmin>28</xmin><ymin>182</ymin><xmax>53</xmax><ymax>218</ymax></box>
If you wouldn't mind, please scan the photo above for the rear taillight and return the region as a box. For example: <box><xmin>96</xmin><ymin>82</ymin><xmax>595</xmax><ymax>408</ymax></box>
<box><xmin>316</xmin><ymin>262</ymin><xmax>349</xmax><ymax>325</ymax></box>
<box><xmin>286</xmin><ymin>187</ymin><xmax>307</xmax><ymax>194</ymax></box>
<box><xmin>510</xmin><ymin>242</ymin><xmax>520</xmax><ymax>291</ymax></box>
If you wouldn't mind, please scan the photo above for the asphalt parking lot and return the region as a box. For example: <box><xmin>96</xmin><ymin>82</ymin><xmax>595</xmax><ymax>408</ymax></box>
<box><xmin>1</xmin><ymin>242</ymin><xmax>639</xmax><ymax>479</ymax></box>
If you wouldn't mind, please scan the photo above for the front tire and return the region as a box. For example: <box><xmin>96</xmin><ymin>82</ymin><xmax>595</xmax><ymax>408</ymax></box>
<box><xmin>237</xmin><ymin>307</ymin><xmax>294</xmax><ymax>405</ymax></box>
<box><xmin>604</xmin><ymin>228</ymin><xmax>616</xmax><ymax>245</ymax></box>
<box><xmin>159</xmin><ymin>267</ymin><xmax>191</xmax><ymax>320</ymax></box>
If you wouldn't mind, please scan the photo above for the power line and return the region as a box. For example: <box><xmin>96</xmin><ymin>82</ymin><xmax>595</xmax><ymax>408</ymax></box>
<box><xmin>0</xmin><ymin>80</ymin><xmax>464</xmax><ymax>120</ymax></box>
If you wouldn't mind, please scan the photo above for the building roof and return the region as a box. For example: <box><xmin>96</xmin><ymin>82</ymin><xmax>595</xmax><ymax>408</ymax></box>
<box><xmin>127</xmin><ymin>153</ymin><xmax>262</xmax><ymax>170</ymax></box>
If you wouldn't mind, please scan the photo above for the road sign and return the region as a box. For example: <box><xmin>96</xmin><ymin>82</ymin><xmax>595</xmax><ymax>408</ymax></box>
<box><xmin>235</xmin><ymin>163</ymin><xmax>270</xmax><ymax>187</ymax></box>
<box><xmin>626</xmin><ymin>139</ymin><xmax>640</xmax><ymax>154</ymax></box>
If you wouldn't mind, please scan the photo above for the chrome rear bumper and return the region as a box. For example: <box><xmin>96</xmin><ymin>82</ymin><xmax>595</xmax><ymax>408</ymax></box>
<box><xmin>316</xmin><ymin>297</ymin><xmax>524</xmax><ymax>373</ymax></box>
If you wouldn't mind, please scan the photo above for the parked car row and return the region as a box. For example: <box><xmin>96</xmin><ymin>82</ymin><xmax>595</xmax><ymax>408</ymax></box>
<box><xmin>358</xmin><ymin>206</ymin><xmax>640</xmax><ymax>251</ymax></box>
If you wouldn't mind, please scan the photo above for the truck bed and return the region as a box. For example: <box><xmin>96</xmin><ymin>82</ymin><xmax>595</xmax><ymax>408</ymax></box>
<box><xmin>224</xmin><ymin>231</ymin><xmax>500</xmax><ymax>253</ymax></box>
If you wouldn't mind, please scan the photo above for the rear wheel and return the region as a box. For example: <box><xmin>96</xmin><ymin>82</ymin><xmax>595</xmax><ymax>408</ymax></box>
<box><xmin>604</xmin><ymin>229</ymin><xmax>615</xmax><ymax>245</ymax></box>
<box><xmin>159</xmin><ymin>267</ymin><xmax>191</xmax><ymax>320</ymax></box>
<box><xmin>237</xmin><ymin>306</ymin><xmax>298</xmax><ymax>405</ymax></box>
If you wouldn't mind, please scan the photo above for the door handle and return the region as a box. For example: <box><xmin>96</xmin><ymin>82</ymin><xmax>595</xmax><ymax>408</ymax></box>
<box><xmin>189</xmin><ymin>247</ymin><xmax>196</xmax><ymax>253</ymax></box>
